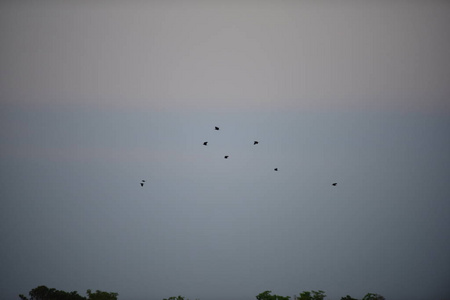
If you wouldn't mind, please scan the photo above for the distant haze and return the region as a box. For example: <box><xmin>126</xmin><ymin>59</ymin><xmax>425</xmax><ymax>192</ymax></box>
<box><xmin>1</xmin><ymin>1</ymin><xmax>450</xmax><ymax>300</ymax></box>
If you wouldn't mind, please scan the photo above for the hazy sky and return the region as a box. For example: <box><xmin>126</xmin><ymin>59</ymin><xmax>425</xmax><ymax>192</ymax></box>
<box><xmin>1</xmin><ymin>1</ymin><xmax>450</xmax><ymax>300</ymax></box>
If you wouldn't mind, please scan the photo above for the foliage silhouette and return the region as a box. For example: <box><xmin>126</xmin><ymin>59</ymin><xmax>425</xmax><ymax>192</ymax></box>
<box><xmin>361</xmin><ymin>293</ymin><xmax>385</xmax><ymax>300</ymax></box>
<box><xmin>86</xmin><ymin>289</ymin><xmax>118</xmax><ymax>300</ymax></box>
<box><xmin>163</xmin><ymin>296</ymin><xmax>186</xmax><ymax>300</ymax></box>
<box><xmin>295</xmin><ymin>290</ymin><xmax>326</xmax><ymax>300</ymax></box>
<box><xmin>255</xmin><ymin>290</ymin><xmax>384</xmax><ymax>300</ymax></box>
<box><xmin>19</xmin><ymin>286</ymin><xmax>85</xmax><ymax>300</ymax></box>
<box><xmin>19</xmin><ymin>286</ymin><xmax>117</xmax><ymax>300</ymax></box>
<box><xmin>162</xmin><ymin>296</ymin><xmax>200</xmax><ymax>300</ymax></box>
<box><xmin>19</xmin><ymin>285</ymin><xmax>385</xmax><ymax>300</ymax></box>
<box><xmin>256</xmin><ymin>290</ymin><xmax>290</xmax><ymax>300</ymax></box>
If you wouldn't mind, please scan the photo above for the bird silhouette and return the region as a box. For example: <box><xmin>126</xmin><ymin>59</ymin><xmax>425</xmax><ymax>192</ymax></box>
<box><xmin>224</xmin><ymin>155</ymin><xmax>229</xmax><ymax>159</ymax></box>
<box><xmin>215</xmin><ymin>126</ymin><xmax>219</xmax><ymax>130</ymax></box>
<box><xmin>332</xmin><ymin>183</ymin><xmax>337</xmax><ymax>186</ymax></box>
<box><xmin>140</xmin><ymin>182</ymin><xmax>144</xmax><ymax>187</ymax></box>
<box><xmin>142</xmin><ymin>180</ymin><xmax>146</xmax><ymax>182</ymax></box>
<box><xmin>254</xmin><ymin>141</ymin><xmax>259</xmax><ymax>145</ymax></box>
<box><xmin>274</xmin><ymin>168</ymin><xmax>278</xmax><ymax>171</ymax></box>
<box><xmin>203</xmin><ymin>141</ymin><xmax>208</xmax><ymax>146</ymax></box>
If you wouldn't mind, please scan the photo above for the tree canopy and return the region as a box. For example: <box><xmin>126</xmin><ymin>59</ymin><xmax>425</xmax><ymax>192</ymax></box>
<box><xmin>256</xmin><ymin>290</ymin><xmax>290</xmax><ymax>300</ymax></box>
<box><xmin>19</xmin><ymin>286</ymin><xmax>117</xmax><ymax>300</ymax></box>
<box><xmin>19</xmin><ymin>285</ymin><xmax>384</xmax><ymax>300</ymax></box>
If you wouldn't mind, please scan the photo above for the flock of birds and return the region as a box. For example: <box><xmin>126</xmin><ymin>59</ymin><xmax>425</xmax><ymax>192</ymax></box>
<box><xmin>140</xmin><ymin>126</ymin><xmax>337</xmax><ymax>187</ymax></box>
<box><xmin>202</xmin><ymin>126</ymin><xmax>264</xmax><ymax>164</ymax></box>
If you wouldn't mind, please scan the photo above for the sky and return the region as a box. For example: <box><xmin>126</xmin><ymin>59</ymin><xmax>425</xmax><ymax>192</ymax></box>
<box><xmin>1</xmin><ymin>1</ymin><xmax>450</xmax><ymax>300</ymax></box>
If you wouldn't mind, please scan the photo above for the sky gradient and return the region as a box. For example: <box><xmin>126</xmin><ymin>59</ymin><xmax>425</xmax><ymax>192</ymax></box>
<box><xmin>1</xmin><ymin>1</ymin><xmax>450</xmax><ymax>300</ymax></box>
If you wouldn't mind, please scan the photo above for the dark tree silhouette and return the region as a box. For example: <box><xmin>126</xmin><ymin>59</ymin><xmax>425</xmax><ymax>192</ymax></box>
<box><xmin>256</xmin><ymin>290</ymin><xmax>290</xmax><ymax>300</ymax></box>
<box><xmin>362</xmin><ymin>293</ymin><xmax>385</xmax><ymax>300</ymax></box>
<box><xmin>19</xmin><ymin>286</ymin><xmax>118</xmax><ymax>300</ymax></box>
<box><xmin>295</xmin><ymin>290</ymin><xmax>326</xmax><ymax>300</ymax></box>
<box><xmin>86</xmin><ymin>289</ymin><xmax>118</xmax><ymax>300</ymax></box>
<box><xmin>19</xmin><ymin>286</ymin><xmax>85</xmax><ymax>300</ymax></box>
<box><xmin>163</xmin><ymin>296</ymin><xmax>186</xmax><ymax>300</ymax></box>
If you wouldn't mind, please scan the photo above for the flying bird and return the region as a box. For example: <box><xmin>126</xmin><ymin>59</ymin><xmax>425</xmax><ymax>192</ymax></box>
<box><xmin>215</xmin><ymin>126</ymin><xmax>219</xmax><ymax>130</ymax></box>
<box><xmin>254</xmin><ymin>141</ymin><xmax>259</xmax><ymax>145</ymax></box>
<box><xmin>140</xmin><ymin>182</ymin><xmax>144</xmax><ymax>187</ymax></box>
<box><xmin>203</xmin><ymin>141</ymin><xmax>208</xmax><ymax>146</ymax></box>
<box><xmin>332</xmin><ymin>183</ymin><xmax>337</xmax><ymax>186</ymax></box>
<box><xmin>224</xmin><ymin>155</ymin><xmax>229</xmax><ymax>159</ymax></box>
<box><xmin>274</xmin><ymin>168</ymin><xmax>278</xmax><ymax>171</ymax></box>
<box><xmin>142</xmin><ymin>180</ymin><xmax>146</xmax><ymax>182</ymax></box>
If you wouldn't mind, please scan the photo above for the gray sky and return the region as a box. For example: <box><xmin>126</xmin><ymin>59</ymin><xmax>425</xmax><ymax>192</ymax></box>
<box><xmin>1</xmin><ymin>1</ymin><xmax>450</xmax><ymax>300</ymax></box>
